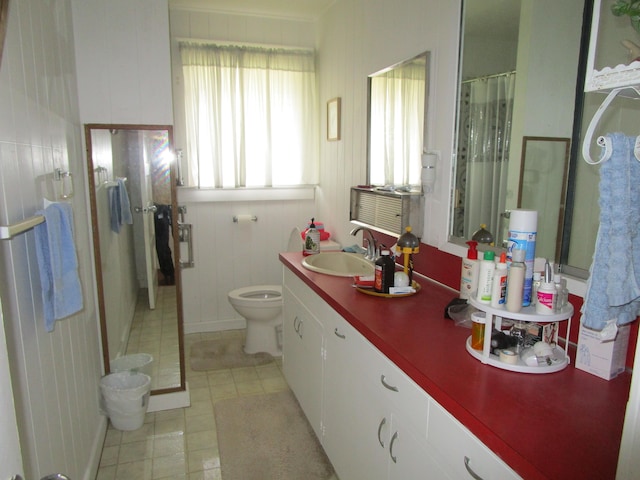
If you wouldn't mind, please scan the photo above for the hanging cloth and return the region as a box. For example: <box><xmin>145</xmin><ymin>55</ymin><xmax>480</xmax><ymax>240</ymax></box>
<box><xmin>581</xmin><ymin>133</ymin><xmax>640</xmax><ymax>330</ymax></box>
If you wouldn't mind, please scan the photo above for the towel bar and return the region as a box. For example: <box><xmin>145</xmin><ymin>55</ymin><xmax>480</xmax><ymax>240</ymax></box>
<box><xmin>0</xmin><ymin>215</ymin><xmax>45</xmax><ymax>240</ymax></box>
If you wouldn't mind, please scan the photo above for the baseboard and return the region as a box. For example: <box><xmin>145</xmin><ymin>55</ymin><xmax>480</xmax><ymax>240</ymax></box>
<box><xmin>84</xmin><ymin>416</ymin><xmax>108</xmax><ymax>480</ymax></box>
<box><xmin>183</xmin><ymin>317</ymin><xmax>245</xmax><ymax>334</ymax></box>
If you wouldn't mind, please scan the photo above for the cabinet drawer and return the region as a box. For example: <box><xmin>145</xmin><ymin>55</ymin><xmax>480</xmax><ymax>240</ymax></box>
<box><xmin>427</xmin><ymin>400</ymin><xmax>521</xmax><ymax>480</ymax></box>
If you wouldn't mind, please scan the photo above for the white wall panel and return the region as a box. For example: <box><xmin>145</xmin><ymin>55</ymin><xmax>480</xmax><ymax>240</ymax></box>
<box><xmin>72</xmin><ymin>0</ymin><xmax>173</xmax><ymax>126</ymax></box>
<box><xmin>0</xmin><ymin>1</ymin><xmax>105</xmax><ymax>479</ymax></box>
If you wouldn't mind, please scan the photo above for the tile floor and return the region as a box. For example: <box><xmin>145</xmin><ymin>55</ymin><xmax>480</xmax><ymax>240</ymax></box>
<box><xmin>96</xmin><ymin>329</ymin><xmax>290</xmax><ymax>479</ymax></box>
<box><xmin>126</xmin><ymin>286</ymin><xmax>181</xmax><ymax>391</ymax></box>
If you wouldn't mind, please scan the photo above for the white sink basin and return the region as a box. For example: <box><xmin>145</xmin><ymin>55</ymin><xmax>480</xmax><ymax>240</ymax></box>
<box><xmin>302</xmin><ymin>252</ymin><xmax>374</xmax><ymax>277</ymax></box>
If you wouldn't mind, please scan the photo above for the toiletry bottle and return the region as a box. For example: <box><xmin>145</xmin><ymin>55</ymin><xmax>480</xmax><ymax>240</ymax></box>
<box><xmin>531</xmin><ymin>272</ymin><xmax>541</xmax><ymax>306</ymax></box>
<box><xmin>490</xmin><ymin>252</ymin><xmax>508</xmax><ymax>308</ymax></box>
<box><xmin>374</xmin><ymin>250</ymin><xmax>395</xmax><ymax>294</ymax></box>
<box><xmin>476</xmin><ymin>250</ymin><xmax>495</xmax><ymax>304</ymax></box>
<box><xmin>536</xmin><ymin>259</ymin><xmax>556</xmax><ymax>314</ymax></box>
<box><xmin>460</xmin><ymin>240</ymin><xmax>479</xmax><ymax>299</ymax></box>
<box><xmin>303</xmin><ymin>218</ymin><xmax>320</xmax><ymax>256</ymax></box>
<box><xmin>471</xmin><ymin>311</ymin><xmax>486</xmax><ymax>350</ymax></box>
<box><xmin>505</xmin><ymin>248</ymin><xmax>525</xmax><ymax>313</ymax></box>
<box><xmin>536</xmin><ymin>281</ymin><xmax>556</xmax><ymax>314</ymax></box>
<box><xmin>553</xmin><ymin>273</ymin><xmax>562</xmax><ymax>312</ymax></box>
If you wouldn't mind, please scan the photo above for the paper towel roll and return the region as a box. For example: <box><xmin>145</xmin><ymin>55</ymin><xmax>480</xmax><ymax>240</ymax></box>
<box><xmin>233</xmin><ymin>214</ymin><xmax>257</xmax><ymax>223</ymax></box>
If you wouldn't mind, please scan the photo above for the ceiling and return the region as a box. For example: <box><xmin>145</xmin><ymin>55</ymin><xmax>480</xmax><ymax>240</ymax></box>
<box><xmin>169</xmin><ymin>0</ymin><xmax>336</xmax><ymax>21</ymax></box>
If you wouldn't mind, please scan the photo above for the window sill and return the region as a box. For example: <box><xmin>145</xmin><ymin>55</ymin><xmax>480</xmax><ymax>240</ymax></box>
<box><xmin>177</xmin><ymin>186</ymin><xmax>316</xmax><ymax>203</ymax></box>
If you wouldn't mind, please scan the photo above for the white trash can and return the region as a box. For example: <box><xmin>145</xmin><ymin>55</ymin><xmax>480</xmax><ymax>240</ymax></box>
<box><xmin>110</xmin><ymin>353</ymin><xmax>154</xmax><ymax>377</ymax></box>
<box><xmin>100</xmin><ymin>372</ymin><xmax>151</xmax><ymax>431</ymax></box>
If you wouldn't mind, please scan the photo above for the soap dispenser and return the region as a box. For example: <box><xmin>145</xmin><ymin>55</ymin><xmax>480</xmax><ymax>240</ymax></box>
<box><xmin>460</xmin><ymin>240</ymin><xmax>479</xmax><ymax>299</ymax></box>
<box><xmin>303</xmin><ymin>218</ymin><xmax>320</xmax><ymax>256</ymax></box>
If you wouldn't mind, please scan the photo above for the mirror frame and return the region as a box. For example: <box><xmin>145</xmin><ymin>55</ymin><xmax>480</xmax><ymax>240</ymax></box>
<box><xmin>85</xmin><ymin>123</ymin><xmax>186</xmax><ymax>395</ymax></box>
<box><xmin>0</xmin><ymin>0</ymin><xmax>8</xmax><ymax>67</ymax></box>
<box><xmin>517</xmin><ymin>136</ymin><xmax>571</xmax><ymax>264</ymax></box>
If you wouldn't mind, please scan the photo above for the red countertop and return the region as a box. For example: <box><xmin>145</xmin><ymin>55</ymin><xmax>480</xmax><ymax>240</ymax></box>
<box><xmin>280</xmin><ymin>252</ymin><xmax>632</xmax><ymax>480</ymax></box>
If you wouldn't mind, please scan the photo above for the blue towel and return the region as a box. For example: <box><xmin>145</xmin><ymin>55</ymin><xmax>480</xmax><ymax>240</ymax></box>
<box><xmin>34</xmin><ymin>203</ymin><xmax>83</xmax><ymax>332</ymax></box>
<box><xmin>108</xmin><ymin>178</ymin><xmax>133</xmax><ymax>233</ymax></box>
<box><xmin>581</xmin><ymin>133</ymin><xmax>640</xmax><ymax>330</ymax></box>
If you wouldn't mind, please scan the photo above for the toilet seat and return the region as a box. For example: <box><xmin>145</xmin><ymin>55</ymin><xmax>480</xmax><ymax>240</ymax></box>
<box><xmin>228</xmin><ymin>285</ymin><xmax>282</xmax><ymax>308</ymax></box>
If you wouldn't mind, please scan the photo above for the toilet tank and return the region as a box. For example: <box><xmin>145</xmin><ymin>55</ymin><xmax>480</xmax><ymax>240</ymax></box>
<box><xmin>349</xmin><ymin>187</ymin><xmax>423</xmax><ymax>238</ymax></box>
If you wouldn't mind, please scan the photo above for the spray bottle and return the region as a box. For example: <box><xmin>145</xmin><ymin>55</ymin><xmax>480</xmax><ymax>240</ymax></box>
<box><xmin>460</xmin><ymin>241</ymin><xmax>479</xmax><ymax>299</ymax></box>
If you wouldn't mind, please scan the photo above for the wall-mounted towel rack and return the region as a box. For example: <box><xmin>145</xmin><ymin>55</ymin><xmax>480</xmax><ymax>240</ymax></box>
<box><xmin>54</xmin><ymin>167</ymin><xmax>74</xmax><ymax>199</ymax></box>
<box><xmin>583</xmin><ymin>86</ymin><xmax>640</xmax><ymax>164</ymax></box>
<box><xmin>104</xmin><ymin>177</ymin><xmax>127</xmax><ymax>188</ymax></box>
<box><xmin>0</xmin><ymin>214</ymin><xmax>45</xmax><ymax>240</ymax></box>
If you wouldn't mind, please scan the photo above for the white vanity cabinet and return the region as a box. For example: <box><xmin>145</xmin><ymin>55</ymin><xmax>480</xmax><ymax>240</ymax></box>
<box><xmin>322</xmin><ymin>306</ymin><xmax>446</xmax><ymax>480</ymax></box>
<box><xmin>282</xmin><ymin>272</ymin><xmax>325</xmax><ymax>438</ymax></box>
<box><xmin>427</xmin><ymin>400</ymin><xmax>521</xmax><ymax>480</ymax></box>
<box><xmin>282</xmin><ymin>269</ymin><xmax>520</xmax><ymax>479</ymax></box>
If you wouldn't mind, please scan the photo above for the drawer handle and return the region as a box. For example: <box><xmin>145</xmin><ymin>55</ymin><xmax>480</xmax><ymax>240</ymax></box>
<box><xmin>380</xmin><ymin>375</ymin><xmax>398</xmax><ymax>392</ymax></box>
<box><xmin>464</xmin><ymin>456</ymin><xmax>485</xmax><ymax>480</ymax></box>
<box><xmin>334</xmin><ymin>328</ymin><xmax>346</xmax><ymax>339</ymax></box>
<box><xmin>377</xmin><ymin>417</ymin><xmax>386</xmax><ymax>448</ymax></box>
<box><xmin>293</xmin><ymin>317</ymin><xmax>303</xmax><ymax>338</ymax></box>
<box><xmin>389</xmin><ymin>431</ymin><xmax>398</xmax><ymax>463</ymax></box>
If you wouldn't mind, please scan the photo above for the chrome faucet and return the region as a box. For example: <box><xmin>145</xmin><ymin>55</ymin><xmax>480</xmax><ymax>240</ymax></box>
<box><xmin>350</xmin><ymin>226</ymin><xmax>379</xmax><ymax>261</ymax></box>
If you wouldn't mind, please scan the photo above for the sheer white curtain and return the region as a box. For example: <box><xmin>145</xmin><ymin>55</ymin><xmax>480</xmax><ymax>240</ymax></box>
<box><xmin>369</xmin><ymin>60</ymin><xmax>426</xmax><ymax>186</ymax></box>
<box><xmin>179</xmin><ymin>42</ymin><xmax>318</xmax><ymax>188</ymax></box>
<box><xmin>461</xmin><ymin>73</ymin><xmax>516</xmax><ymax>240</ymax></box>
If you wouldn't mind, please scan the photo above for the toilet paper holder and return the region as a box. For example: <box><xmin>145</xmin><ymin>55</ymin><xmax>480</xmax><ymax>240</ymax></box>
<box><xmin>233</xmin><ymin>215</ymin><xmax>258</xmax><ymax>223</ymax></box>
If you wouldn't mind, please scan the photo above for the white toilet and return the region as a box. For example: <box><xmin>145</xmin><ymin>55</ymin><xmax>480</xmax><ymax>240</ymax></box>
<box><xmin>227</xmin><ymin>228</ymin><xmax>302</xmax><ymax>356</ymax></box>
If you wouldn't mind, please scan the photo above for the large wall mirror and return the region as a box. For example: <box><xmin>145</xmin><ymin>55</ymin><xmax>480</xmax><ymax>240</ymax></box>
<box><xmin>367</xmin><ymin>51</ymin><xmax>429</xmax><ymax>188</ymax></box>
<box><xmin>85</xmin><ymin>124</ymin><xmax>185</xmax><ymax>395</ymax></box>
<box><xmin>451</xmin><ymin>0</ymin><xmax>590</xmax><ymax>266</ymax></box>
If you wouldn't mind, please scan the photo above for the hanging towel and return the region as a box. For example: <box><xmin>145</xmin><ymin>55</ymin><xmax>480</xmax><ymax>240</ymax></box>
<box><xmin>108</xmin><ymin>178</ymin><xmax>133</xmax><ymax>233</ymax></box>
<box><xmin>34</xmin><ymin>202</ymin><xmax>83</xmax><ymax>332</ymax></box>
<box><xmin>581</xmin><ymin>133</ymin><xmax>640</xmax><ymax>330</ymax></box>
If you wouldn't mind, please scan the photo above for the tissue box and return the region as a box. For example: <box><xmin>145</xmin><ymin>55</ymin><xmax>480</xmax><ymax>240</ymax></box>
<box><xmin>575</xmin><ymin>324</ymin><xmax>630</xmax><ymax>380</ymax></box>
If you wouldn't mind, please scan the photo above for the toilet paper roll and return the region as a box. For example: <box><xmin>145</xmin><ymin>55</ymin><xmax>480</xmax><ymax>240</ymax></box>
<box><xmin>233</xmin><ymin>214</ymin><xmax>257</xmax><ymax>224</ymax></box>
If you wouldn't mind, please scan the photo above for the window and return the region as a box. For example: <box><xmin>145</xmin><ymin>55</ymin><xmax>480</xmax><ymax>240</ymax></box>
<box><xmin>179</xmin><ymin>42</ymin><xmax>318</xmax><ymax>188</ymax></box>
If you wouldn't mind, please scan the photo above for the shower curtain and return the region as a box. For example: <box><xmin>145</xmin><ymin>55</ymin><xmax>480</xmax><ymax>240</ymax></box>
<box><xmin>455</xmin><ymin>72</ymin><xmax>516</xmax><ymax>242</ymax></box>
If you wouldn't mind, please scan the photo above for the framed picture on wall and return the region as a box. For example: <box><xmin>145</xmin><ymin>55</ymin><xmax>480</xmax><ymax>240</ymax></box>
<box><xmin>327</xmin><ymin>97</ymin><xmax>341</xmax><ymax>141</ymax></box>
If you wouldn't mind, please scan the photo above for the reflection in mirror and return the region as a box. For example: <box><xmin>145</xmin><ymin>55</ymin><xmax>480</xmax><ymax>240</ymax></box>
<box><xmin>368</xmin><ymin>52</ymin><xmax>429</xmax><ymax>188</ymax></box>
<box><xmin>518</xmin><ymin>137</ymin><xmax>570</xmax><ymax>262</ymax></box>
<box><xmin>451</xmin><ymin>0</ymin><xmax>587</xmax><ymax>265</ymax></box>
<box><xmin>86</xmin><ymin>124</ymin><xmax>185</xmax><ymax>394</ymax></box>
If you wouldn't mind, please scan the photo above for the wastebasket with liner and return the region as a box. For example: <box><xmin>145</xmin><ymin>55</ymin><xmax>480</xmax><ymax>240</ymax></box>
<box><xmin>110</xmin><ymin>353</ymin><xmax>153</xmax><ymax>377</ymax></box>
<box><xmin>100</xmin><ymin>371</ymin><xmax>151</xmax><ymax>431</ymax></box>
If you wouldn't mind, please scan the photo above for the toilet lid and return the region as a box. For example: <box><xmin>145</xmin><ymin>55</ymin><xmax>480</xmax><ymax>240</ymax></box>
<box><xmin>287</xmin><ymin>227</ymin><xmax>302</xmax><ymax>252</ymax></box>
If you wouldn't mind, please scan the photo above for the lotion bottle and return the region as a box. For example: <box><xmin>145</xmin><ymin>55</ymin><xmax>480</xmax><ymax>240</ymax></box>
<box><xmin>303</xmin><ymin>218</ymin><xmax>320</xmax><ymax>256</ymax></box>
<box><xmin>536</xmin><ymin>259</ymin><xmax>556</xmax><ymax>314</ymax></box>
<box><xmin>490</xmin><ymin>253</ymin><xmax>508</xmax><ymax>308</ymax></box>
<box><xmin>460</xmin><ymin>241</ymin><xmax>479</xmax><ymax>299</ymax></box>
<box><xmin>505</xmin><ymin>248</ymin><xmax>525</xmax><ymax>312</ymax></box>
<box><xmin>476</xmin><ymin>250</ymin><xmax>495</xmax><ymax>304</ymax></box>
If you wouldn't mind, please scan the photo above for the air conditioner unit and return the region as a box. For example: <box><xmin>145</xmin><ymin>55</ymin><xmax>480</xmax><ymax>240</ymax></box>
<box><xmin>349</xmin><ymin>187</ymin><xmax>423</xmax><ymax>238</ymax></box>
